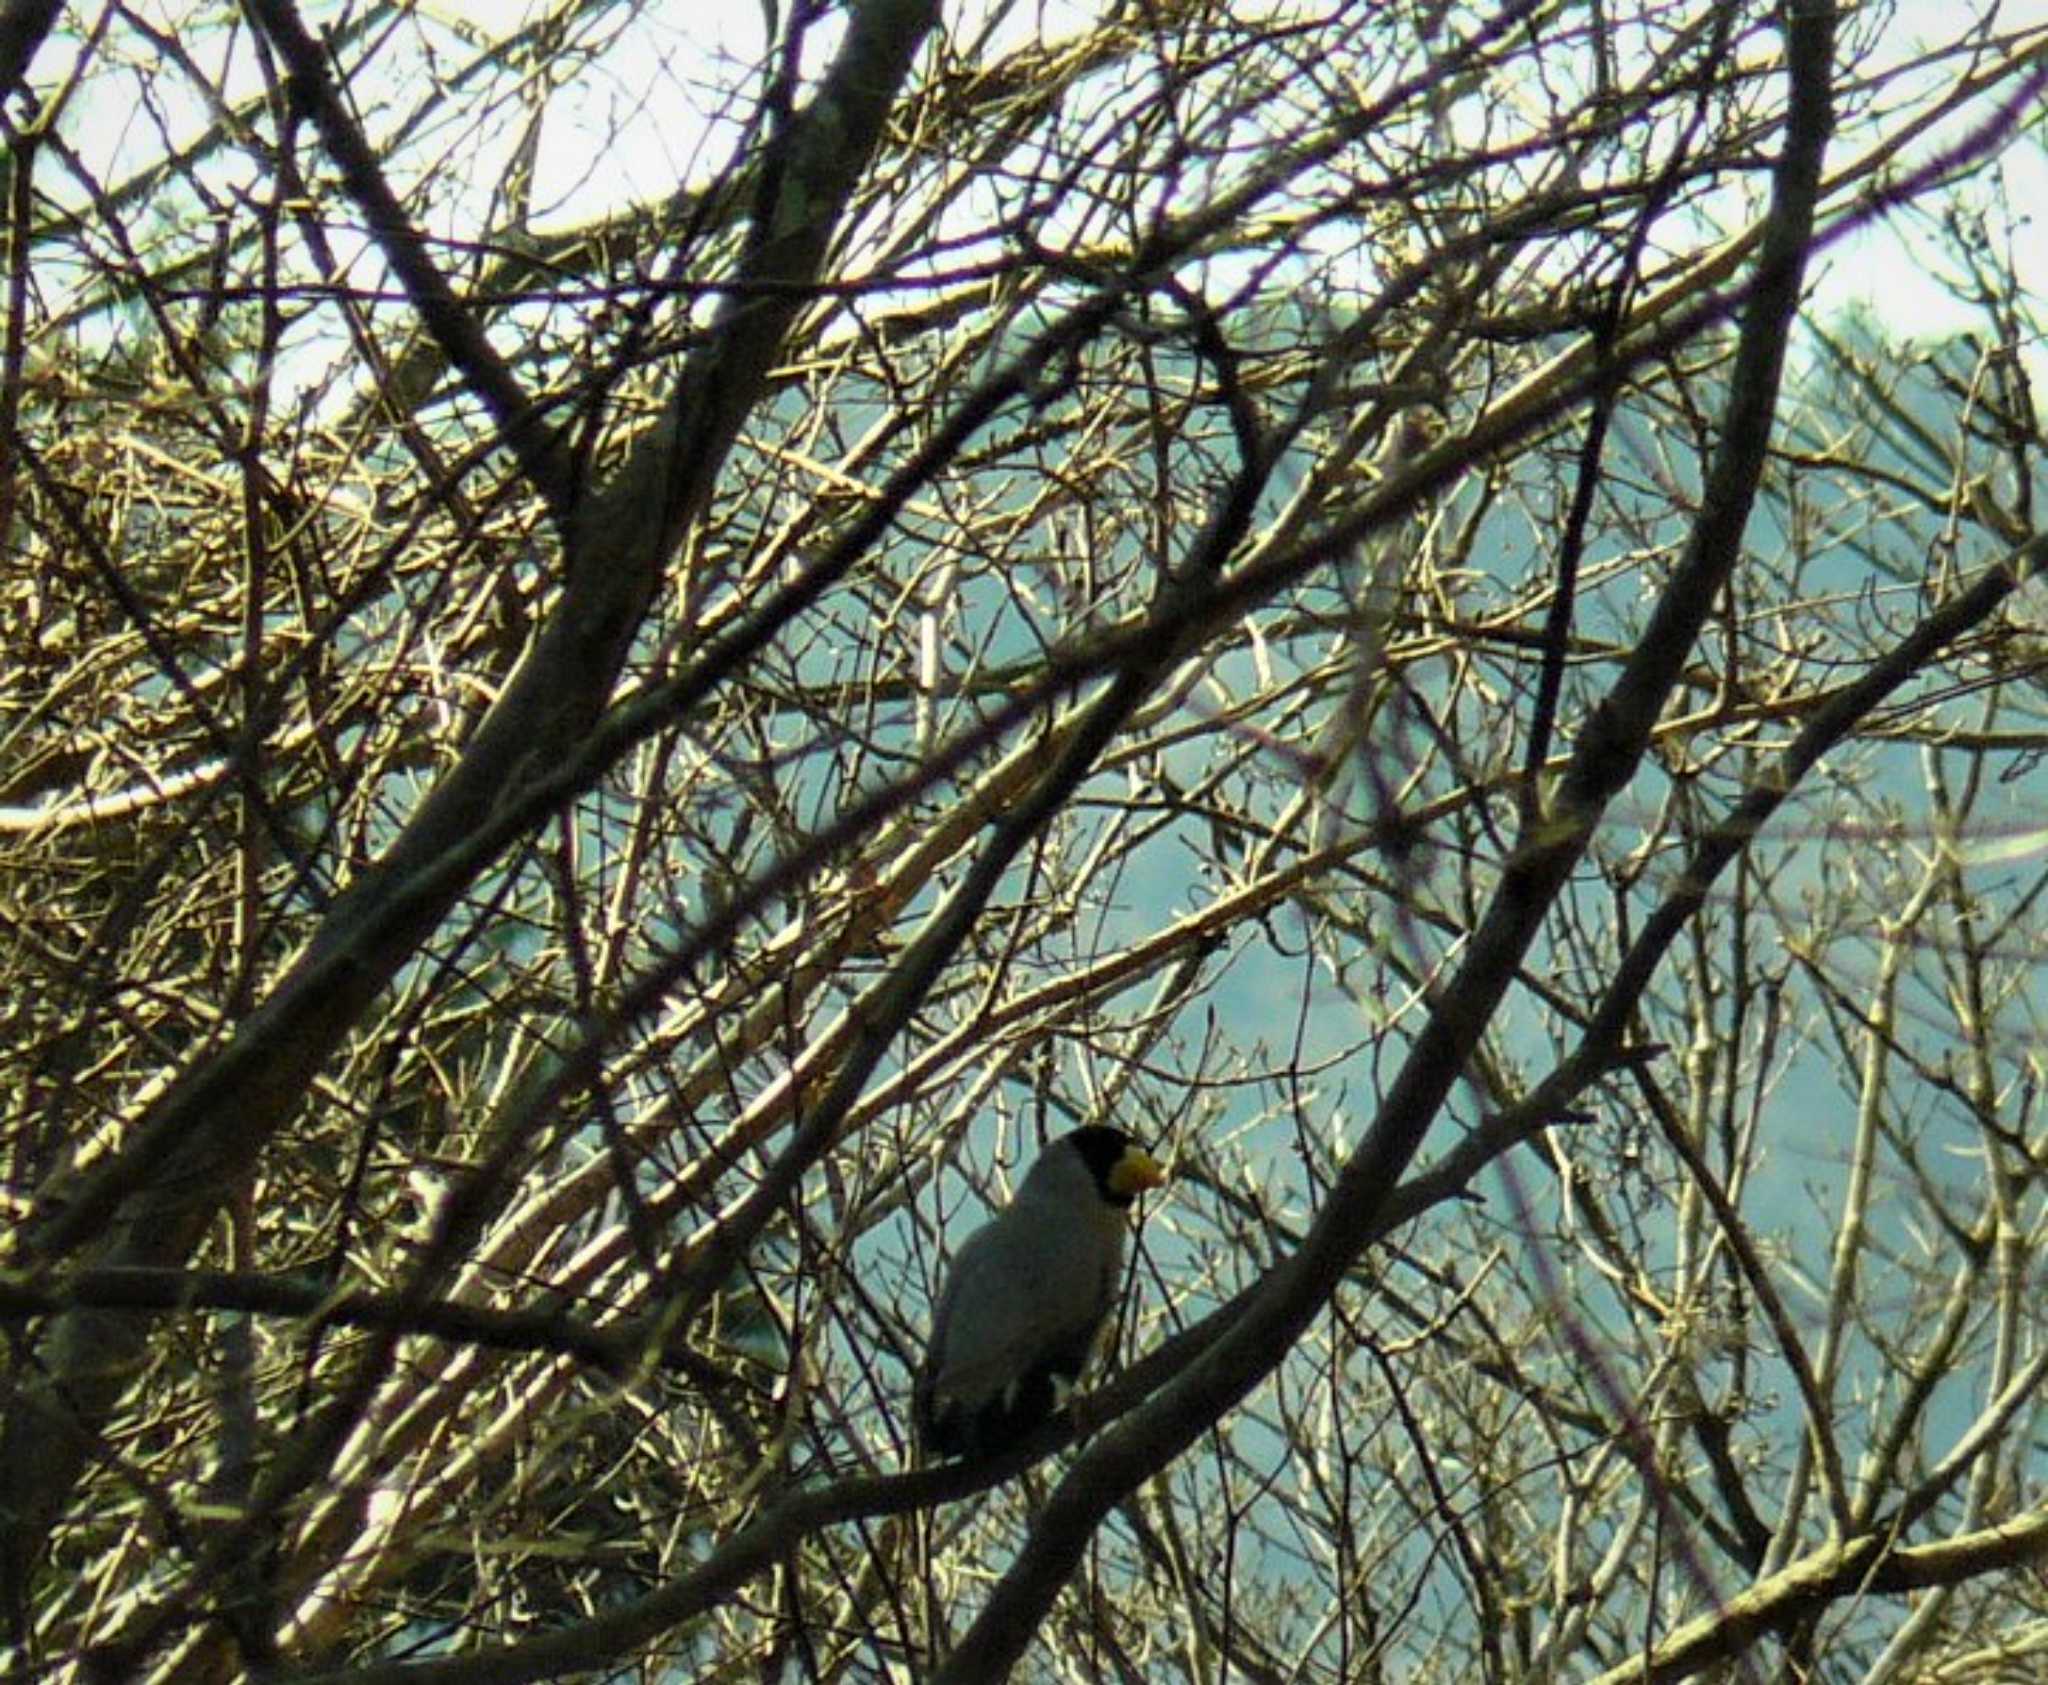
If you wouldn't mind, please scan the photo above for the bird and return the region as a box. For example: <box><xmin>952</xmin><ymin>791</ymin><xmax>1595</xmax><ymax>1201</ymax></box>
<box><xmin>914</xmin><ymin>1125</ymin><xmax>1167</xmax><ymax>1460</ymax></box>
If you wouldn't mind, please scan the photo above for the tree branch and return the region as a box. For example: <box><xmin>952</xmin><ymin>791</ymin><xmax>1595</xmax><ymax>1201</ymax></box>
<box><xmin>0</xmin><ymin>0</ymin><xmax>944</xmax><ymax>1621</ymax></box>
<box><xmin>930</xmin><ymin>5</ymin><xmax>1841</xmax><ymax>1676</ymax></box>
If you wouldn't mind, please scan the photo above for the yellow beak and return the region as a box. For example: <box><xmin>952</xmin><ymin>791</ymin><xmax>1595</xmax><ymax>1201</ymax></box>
<box><xmin>1109</xmin><ymin>1147</ymin><xmax>1168</xmax><ymax>1196</ymax></box>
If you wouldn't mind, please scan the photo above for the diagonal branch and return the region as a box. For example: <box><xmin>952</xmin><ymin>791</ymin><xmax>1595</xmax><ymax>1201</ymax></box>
<box><xmin>231</xmin><ymin>516</ymin><xmax>2044</xmax><ymax>1685</ymax></box>
<box><xmin>242</xmin><ymin>0</ymin><xmax>578</xmax><ymax>525</ymax></box>
<box><xmin>930</xmin><ymin>3</ymin><xmax>1842</xmax><ymax>1677</ymax></box>
<box><xmin>0</xmin><ymin>0</ymin><xmax>944</xmax><ymax>1622</ymax></box>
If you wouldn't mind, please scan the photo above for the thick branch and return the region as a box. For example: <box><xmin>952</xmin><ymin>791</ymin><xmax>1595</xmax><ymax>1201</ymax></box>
<box><xmin>192</xmin><ymin>495</ymin><xmax>2044</xmax><ymax>1682</ymax></box>
<box><xmin>0</xmin><ymin>0</ymin><xmax>59</xmax><ymax>104</ymax></box>
<box><xmin>0</xmin><ymin>0</ymin><xmax>942</xmax><ymax>1616</ymax></box>
<box><xmin>1577</xmin><ymin>1507</ymin><xmax>2048</xmax><ymax>1685</ymax></box>
<box><xmin>931</xmin><ymin>5</ymin><xmax>1841</xmax><ymax>1677</ymax></box>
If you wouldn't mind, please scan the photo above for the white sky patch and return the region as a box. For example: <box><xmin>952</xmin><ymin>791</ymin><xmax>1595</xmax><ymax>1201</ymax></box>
<box><xmin>454</xmin><ymin>0</ymin><xmax>2048</xmax><ymax>350</ymax></box>
<box><xmin>1805</xmin><ymin>0</ymin><xmax>2048</xmax><ymax>351</ymax></box>
<box><xmin>446</xmin><ymin>0</ymin><xmax>1115</xmax><ymax>234</ymax></box>
<box><xmin>45</xmin><ymin>0</ymin><xmax>2047</xmax><ymax>391</ymax></box>
<box><xmin>1811</xmin><ymin>145</ymin><xmax>2048</xmax><ymax>344</ymax></box>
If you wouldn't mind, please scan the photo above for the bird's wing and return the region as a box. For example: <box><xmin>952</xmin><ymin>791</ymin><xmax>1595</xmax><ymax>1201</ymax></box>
<box><xmin>920</xmin><ymin>1195</ymin><xmax>1122</xmax><ymax>1415</ymax></box>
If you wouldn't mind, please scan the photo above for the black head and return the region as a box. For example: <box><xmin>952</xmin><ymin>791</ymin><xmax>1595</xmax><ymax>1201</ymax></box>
<box><xmin>1054</xmin><ymin>1125</ymin><xmax>1167</xmax><ymax>1209</ymax></box>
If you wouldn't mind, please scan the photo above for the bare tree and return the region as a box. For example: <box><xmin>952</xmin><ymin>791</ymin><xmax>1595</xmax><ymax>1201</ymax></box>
<box><xmin>3</xmin><ymin>1</ymin><xmax>2048</xmax><ymax>1682</ymax></box>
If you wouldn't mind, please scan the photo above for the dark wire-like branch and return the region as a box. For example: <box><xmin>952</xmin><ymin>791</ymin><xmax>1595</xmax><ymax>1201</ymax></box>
<box><xmin>930</xmin><ymin>3</ymin><xmax>1843</xmax><ymax>1676</ymax></box>
<box><xmin>0</xmin><ymin>0</ymin><xmax>948</xmax><ymax>1637</ymax></box>
<box><xmin>0</xmin><ymin>1267</ymin><xmax>642</xmax><ymax>1370</ymax></box>
<box><xmin>149</xmin><ymin>471</ymin><xmax>2032</xmax><ymax>1685</ymax></box>
<box><xmin>656</xmin><ymin>285</ymin><xmax>1270</xmax><ymax>1330</ymax></box>
<box><xmin>240</xmin><ymin>0</ymin><xmax>578</xmax><ymax>526</ymax></box>
<box><xmin>256</xmin><ymin>512</ymin><xmax>2048</xmax><ymax>1685</ymax></box>
<box><xmin>1519</xmin><ymin>3</ymin><xmax>1740</xmax><ymax>815</ymax></box>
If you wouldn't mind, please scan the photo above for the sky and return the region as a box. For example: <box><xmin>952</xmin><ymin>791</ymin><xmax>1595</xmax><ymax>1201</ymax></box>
<box><xmin>71</xmin><ymin>0</ymin><xmax>2048</xmax><ymax>364</ymax></box>
<box><xmin>412</xmin><ymin>0</ymin><xmax>2048</xmax><ymax>364</ymax></box>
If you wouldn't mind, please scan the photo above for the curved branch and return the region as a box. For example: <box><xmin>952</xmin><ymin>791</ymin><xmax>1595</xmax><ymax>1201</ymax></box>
<box><xmin>0</xmin><ymin>1267</ymin><xmax>632</xmax><ymax>1370</ymax></box>
<box><xmin>181</xmin><ymin>497</ymin><xmax>2044</xmax><ymax>1681</ymax></box>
